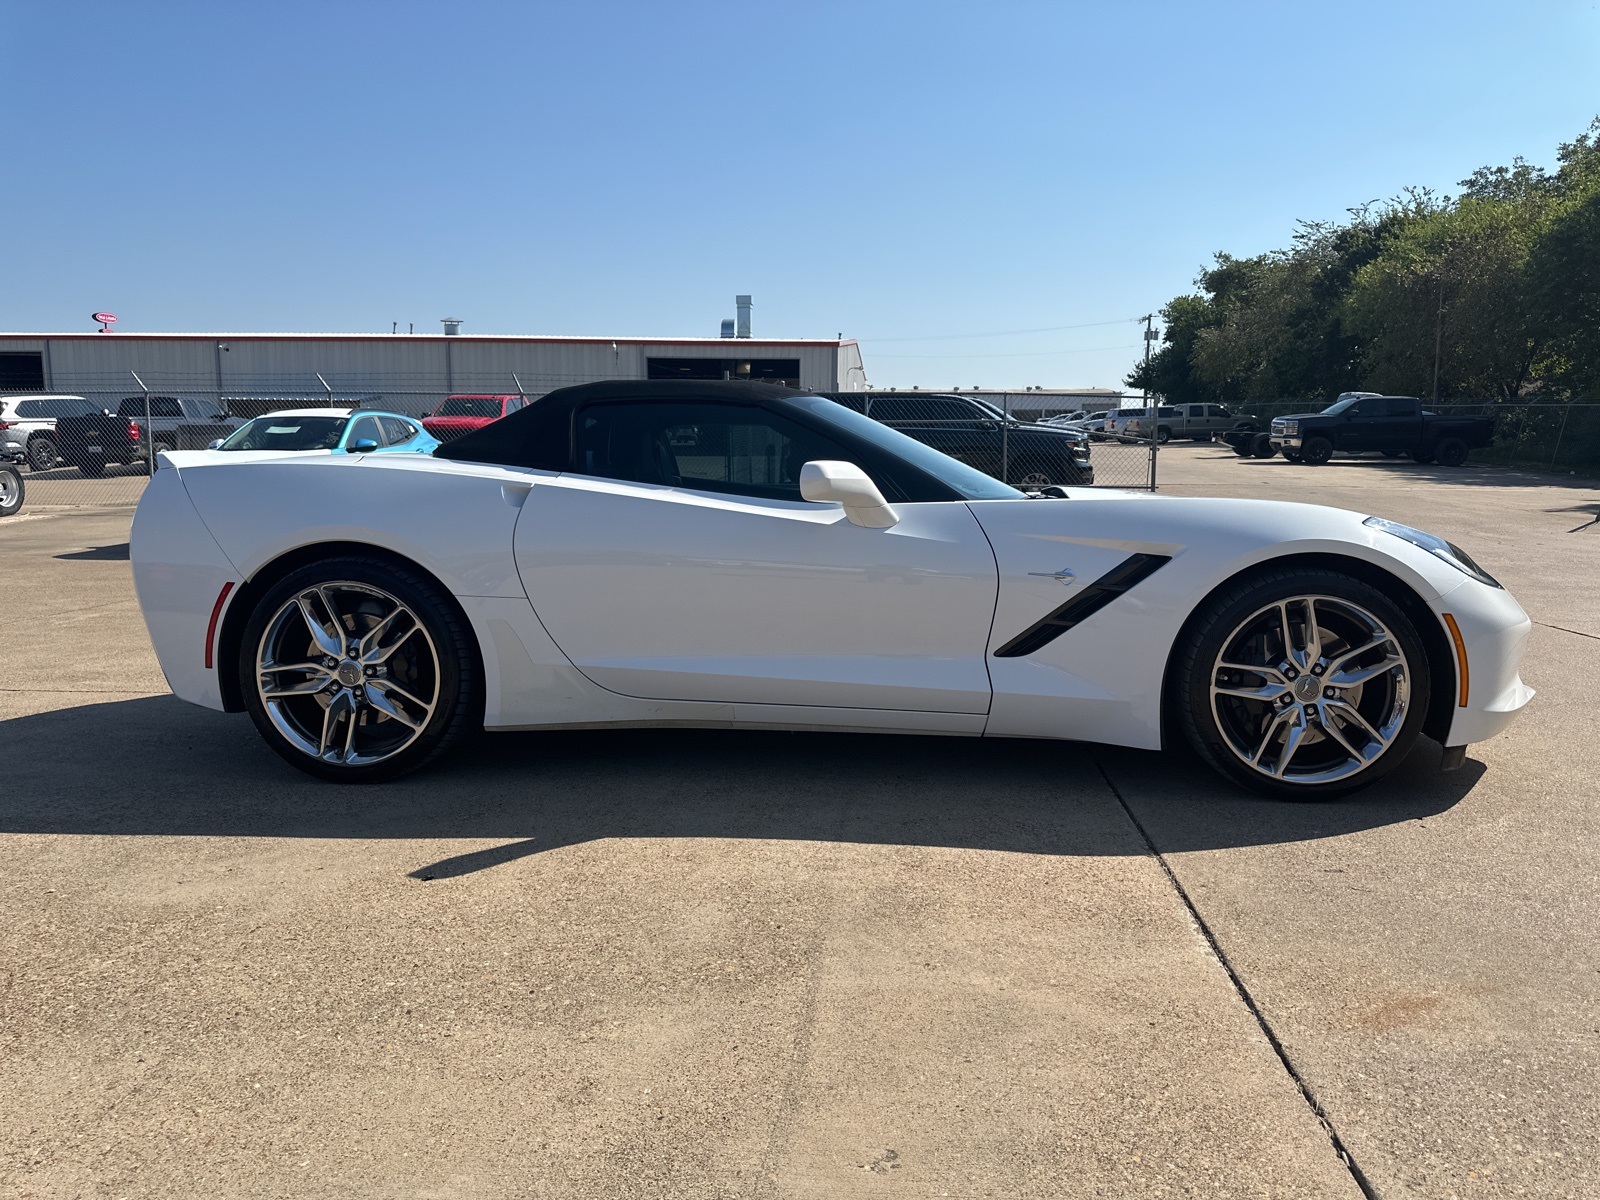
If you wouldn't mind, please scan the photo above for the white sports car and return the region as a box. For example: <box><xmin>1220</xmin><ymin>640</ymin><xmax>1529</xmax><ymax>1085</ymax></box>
<box><xmin>130</xmin><ymin>380</ymin><xmax>1533</xmax><ymax>798</ymax></box>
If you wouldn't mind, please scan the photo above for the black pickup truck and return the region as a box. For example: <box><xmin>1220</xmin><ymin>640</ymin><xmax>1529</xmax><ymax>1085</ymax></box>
<box><xmin>1268</xmin><ymin>394</ymin><xmax>1494</xmax><ymax>466</ymax></box>
<box><xmin>53</xmin><ymin>401</ymin><xmax>149</xmax><ymax>477</ymax></box>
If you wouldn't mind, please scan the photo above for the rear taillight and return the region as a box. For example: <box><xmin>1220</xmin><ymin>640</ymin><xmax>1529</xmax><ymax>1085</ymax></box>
<box><xmin>127</xmin><ymin>419</ymin><xmax>141</xmax><ymax>441</ymax></box>
<box><xmin>0</xmin><ymin>420</ymin><xmax>11</xmax><ymax>431</ymax></box>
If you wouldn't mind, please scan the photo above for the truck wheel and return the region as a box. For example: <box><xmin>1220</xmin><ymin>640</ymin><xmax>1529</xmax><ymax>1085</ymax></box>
<box><xmin>1435</xmin><ymin>437</ymin><xmax>1468</xmax><ymax>467</ymax></box>
<box><xmin>27</xmin><ymin>436</ymin><xmax>59</xmax><ymax>472</ymax></box>
<box><xmin>1156</xmin><ymin>426</ymin><xmax>1172</xmax><ymax>444</ymax></box>
<box><xmin>1251</xmin><ymin>433</ymin><xmax>1278</xmax><ymax>459</ymax></box>
<box><xmin>1232</xmin><ymin>439</ymin><xmax>1254</xmax><ymax>457</ymax></box>
<box><xmin>1409</xmin><ymin>449</ymin><xmax>1435</xmax><ymax>465</ymax></box>
<box><xmin>0</xmin><ymin>465</ymin><xmax>23</xmax><ymax>517</ymax></box>
<box><xmin>1300</xmin><ymin>437</ymin><xmax>1333</xmax><ymax>465</ymax></box>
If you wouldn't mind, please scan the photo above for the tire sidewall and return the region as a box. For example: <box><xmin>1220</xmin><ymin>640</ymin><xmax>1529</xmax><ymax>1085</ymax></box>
<box><xmin>1178</xmin><ymin>569</ymin><xmax>1432</xmax><ymax>800</ymax></box>
<box><xmin>238</xmin><ymin>555</ymin><xmax>480</xmax><ymax>782</ymax></box>
<box><xmin>1301</xmin><ymin>437</ymin><xmax>1333</xmax><ymax>465</ymax></box>
<box><xmin>1436</xmin><ymin>438</ymin><xmax>1467</xmax><ymax>467</ymax></box>
<box><xmin>0</xmin><ymin>466</ymin><xmax>22</xmax><ymax>516</ymax></box>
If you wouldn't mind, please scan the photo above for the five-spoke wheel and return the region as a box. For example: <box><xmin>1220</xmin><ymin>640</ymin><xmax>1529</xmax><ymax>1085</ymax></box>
<box><xmin>1178</xmin><ymin>570</ymin><xmax>1430</xmax><ymax>798</ymax></box>
<box><xmin>239</xmin><ymin>556</ymin><xmax>480</xmax><ymax>781</ymax></box>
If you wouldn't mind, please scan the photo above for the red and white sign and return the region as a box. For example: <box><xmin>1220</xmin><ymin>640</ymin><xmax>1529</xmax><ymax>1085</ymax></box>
<box><xmin>92</xmin><ymin>311</ymin><xmax>118</xmax><ymax>331</ymax></box>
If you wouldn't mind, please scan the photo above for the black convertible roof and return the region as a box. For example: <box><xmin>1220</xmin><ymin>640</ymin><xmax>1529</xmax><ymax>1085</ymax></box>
<box><xmin>434</xmin><ymin>379</ymin><xmax>810</xmax><ymax>470</ymax></box>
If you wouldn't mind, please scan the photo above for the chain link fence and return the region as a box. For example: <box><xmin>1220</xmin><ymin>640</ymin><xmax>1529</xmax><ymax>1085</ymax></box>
<box><xmin>1</xmin><ymin>375</ymin><xmax>1166</xmax><ymax>519</ymax></box>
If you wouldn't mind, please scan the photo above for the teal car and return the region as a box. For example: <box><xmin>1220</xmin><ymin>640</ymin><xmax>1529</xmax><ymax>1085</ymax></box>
<box><xmin>211</xmin><ymin>408</ymin><xmax>441</xmax><ymax>456</ymax></box>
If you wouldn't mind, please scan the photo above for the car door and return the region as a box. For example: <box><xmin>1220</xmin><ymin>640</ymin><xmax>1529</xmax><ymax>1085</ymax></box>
<box><xmin>345</xmin><ymin>414</ymin><xmax>385</xmax><ymax>451</ymax></box>
<box><xmin>513</xmin><ymin>398</ymin><xmax>999</xmax><ymax>713</ymax></box>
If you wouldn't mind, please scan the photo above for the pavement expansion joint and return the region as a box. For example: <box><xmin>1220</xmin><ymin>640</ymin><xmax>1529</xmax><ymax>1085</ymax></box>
<box><xmin>1534</xmin><ymin>621</ymin><xmax>1600</xmax><ymax>642</ymax></box>
<box><xmin>1090</xmin><ymin>751</ymin><xmax>1382</xmax><ymax>1200</ymax></box>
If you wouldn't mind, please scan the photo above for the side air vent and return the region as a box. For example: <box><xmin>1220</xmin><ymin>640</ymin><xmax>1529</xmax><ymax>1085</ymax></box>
<box><xmin>993</xmin><ymin>553</ymin><xmax>1172</xmax><ymax>658</ymax></box>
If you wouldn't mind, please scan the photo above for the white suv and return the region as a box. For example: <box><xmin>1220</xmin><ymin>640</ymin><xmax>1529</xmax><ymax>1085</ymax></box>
<box><xmin>0</xmin><ymin>394</ymin><xmax>94</xmax><ymax>471</ymax></box>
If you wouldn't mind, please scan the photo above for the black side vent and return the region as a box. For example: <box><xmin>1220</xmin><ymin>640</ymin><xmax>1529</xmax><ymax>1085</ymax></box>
<box><xmin>993</xmin><ymin>553</ymin><xmax>1172</xmax><ymax>658</ymax></box>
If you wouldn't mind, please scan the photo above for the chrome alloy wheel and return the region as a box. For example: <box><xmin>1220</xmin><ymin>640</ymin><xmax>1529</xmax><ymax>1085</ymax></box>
<box><xmin>255</xmin><ymin>582</ymin><xmax>440</xmax><ymax>767</ymax></box>
<box><xmin>0</xmin><ymin>470</ymin><xmax>19</xmax><ymax>509</ymax></box>
<box><xmin>1208</xmin><ymin>595</ymin><xmax>1411</xmax><ymax>786</ymax></box>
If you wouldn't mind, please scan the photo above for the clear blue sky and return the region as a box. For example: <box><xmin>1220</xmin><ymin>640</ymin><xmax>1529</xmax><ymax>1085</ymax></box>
<box><xmin>5</xmin><ymin>0</ymin><xmax>1597</xmax><ymax>389</ymax></box>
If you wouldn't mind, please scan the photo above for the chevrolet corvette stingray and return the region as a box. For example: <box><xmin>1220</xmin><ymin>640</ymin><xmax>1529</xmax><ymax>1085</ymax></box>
<box><xmin>130</xmin><ymin>380</ymin><xmax>1532</xmax><ymax>798</ymax></box>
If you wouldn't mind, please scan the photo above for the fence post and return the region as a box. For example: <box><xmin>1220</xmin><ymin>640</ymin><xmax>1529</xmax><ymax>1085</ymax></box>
<box><xmin>131</xmin><ymin>370</ymin><xmax>153</xmax><ymax>478</ymax></box>
<box><xmin>1550</xmin><ymin>401</ymin><xmax>1573</xmax><ymax>469</ymax></box>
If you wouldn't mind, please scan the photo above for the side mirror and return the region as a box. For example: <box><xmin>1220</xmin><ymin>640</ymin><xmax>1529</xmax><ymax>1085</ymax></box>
<box><xmin>207</xmin><ymin>438</ymin><xmax>224</xmax><ymax>450</ymax></box>
<box><xmin>799</xmin><ymin>460</ymin><xmax>899</xmax><ymax>529</ymax></box>
<box><xmin>349</xmin><ymin>438</ymin><xmax>379</xmax><ymax>453</ymax></box>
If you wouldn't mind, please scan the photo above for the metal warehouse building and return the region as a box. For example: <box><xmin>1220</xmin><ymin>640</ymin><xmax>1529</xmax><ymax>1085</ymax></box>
<box><xmin>0</xmin><ymin>320</ymin><xmax>867</xmax><ymax>419</ymax></box>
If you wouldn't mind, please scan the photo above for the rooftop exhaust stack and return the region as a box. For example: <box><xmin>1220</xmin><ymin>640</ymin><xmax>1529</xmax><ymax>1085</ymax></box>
<box><xmin>720</xmin><ymin>318</ymin><xmax>736</xmax><ymax>338</ymax></box>
<box><xmin>735</xmin><ymin>295</ymin><xmax>752</xmax><ymax>339</ymax></box>
<box><xmin>441</xmin><ymin>318</ymin><xmax>462</xmax><ymax>336</ymax></box>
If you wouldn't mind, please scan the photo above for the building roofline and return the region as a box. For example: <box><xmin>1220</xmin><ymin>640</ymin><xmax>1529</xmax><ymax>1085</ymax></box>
<box><xmin>0</xmin><ymin>332</ymin><xmax>854</xmax><ymax>347</ymax></box>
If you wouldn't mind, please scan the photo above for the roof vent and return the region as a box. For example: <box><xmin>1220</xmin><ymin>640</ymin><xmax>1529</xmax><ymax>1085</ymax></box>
<box><xmin>735</xmin><ymin>295</ymin><xmax>752</xmax><ymax>339</ymax></box>
<box><xmin>720</xmin><ymin>318</ymin><xmax>736</xmax><ymax>338</ymax></box>
<box><xmin>441</xmin><ymin>318</ymin><xmax>463</xmax><ymax>336</ymax></box>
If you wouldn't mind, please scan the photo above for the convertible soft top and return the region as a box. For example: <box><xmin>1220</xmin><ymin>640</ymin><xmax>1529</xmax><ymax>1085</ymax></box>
<box><xmin>434</xmin><ymin>379</ymin><xmax>805</xmax><ymax>470</ymax></box>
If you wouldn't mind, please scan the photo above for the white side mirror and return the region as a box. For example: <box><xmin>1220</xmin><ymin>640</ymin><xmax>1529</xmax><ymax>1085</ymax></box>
<box><xmin>799</xmin><ymin>460</ymin><xmax>899</xmax><ymax>529</ymax></box>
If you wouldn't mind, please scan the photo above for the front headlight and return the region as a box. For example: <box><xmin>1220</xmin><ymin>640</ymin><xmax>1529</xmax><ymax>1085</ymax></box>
<box><xmin>1281</xmin><ymin>420</ymin><xmax>1299</xmax><ymax>435</ymax></box>
<box><xmin>1364</xmin><ymin>516</ymin><xmax>1501</xmax><ymax>588</ymax></box>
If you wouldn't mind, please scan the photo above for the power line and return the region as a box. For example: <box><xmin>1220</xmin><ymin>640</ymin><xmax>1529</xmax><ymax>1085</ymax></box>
<box><xmin>858</xmin><ymin>317</ymin><xmax>1143</xmax><ymax>344</ymax></box>
<box><xmin>872</xmin><ymin>343</ymin><xmax>1143</xmax><ymax>360</ymax></box>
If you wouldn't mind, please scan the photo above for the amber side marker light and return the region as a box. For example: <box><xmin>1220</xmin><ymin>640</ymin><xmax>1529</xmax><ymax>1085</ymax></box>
<box><xmin>1441</xmin><ymin>613</ymin><xmax>1469</xmax><ymax>707</ymax></box>
<box><xmin>203</xmin><ymin>585</ymin><xmax>233</xmax><ymax>672</ymax></box>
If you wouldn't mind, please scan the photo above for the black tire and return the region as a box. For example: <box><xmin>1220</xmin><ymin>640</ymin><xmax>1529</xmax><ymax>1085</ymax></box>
<box><xmin>1434</xmin><ymin>437</ymin><xmax>1468</xmax><ymax>467</ymax></box>
<box><xmin>77</xmin><ymin>458</ymin><xmax>107</xmax><ymax>478</ymax></box>
<box><xmin>1232</xmin><ymin>439</ymin><xmax>1254</xmax><ymax>457</ymax></box>
<box><xmin>1175</xmin><ymin>567</ymin><xmax>1431</xmax><ymax>800</ymax></box>
<box><xmin>1409</xmin><ymin>449</ymin><xmax>1435</xmax><ymax>464</ymax></box>
<box><xmin>1155</xmin><ymin>426</ymin><xmax>1172</xmax><ymax>444</ymax></box>
<box><xmin>0</xmin><ymin>465</ymin><xmax>23</xmax><ymax>517</ymax></box>
<box><xmin>27</xmin><ymin>436</ymin><xmax>58</xmax><ymax>472</ymax></box>
<box><xmin>1250</xmin><ymin>433</ymin><xmax>1277</xmax><ymax>459</ymax></box>
<box><xmin>238</xmin><ymin>554</ymin><xmax>483</xmax><ymax>783</ymax></box>
<box><xmin>1300</xmin><ymin>436</ymin><xmax>1333</xmax><ymax>465</ymax></box>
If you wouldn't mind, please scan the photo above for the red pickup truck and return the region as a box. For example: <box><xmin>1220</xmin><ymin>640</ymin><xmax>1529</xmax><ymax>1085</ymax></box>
<box><xmin>420</xmin><ymin>394</ymin><xmax>528</xmax><ymax>442</ymax></box>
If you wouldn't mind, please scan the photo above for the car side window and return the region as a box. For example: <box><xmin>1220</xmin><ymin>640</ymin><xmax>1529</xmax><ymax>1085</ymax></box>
<box><xmin>1385</xmin><ymin>398</ymin><xmax>1415</xmax><ymax>417</ymax></box>
<box><xmin>348</xmin><ymin>415</ymin><xmax>385</xmax><ymax>447</ymax></box>
<box><xmin>379</xmin><ymin>416</ymin><xmax>415</xmax><ymax>443</ymax></box>
<box><xmin>867</xmin><ymin>397</ymin><xmax>979</xmax><ymax>426</ymax></box>
<box><xmin>155</xmin><ymin>398</ymin><xmax>182</xmax><ymax>417</ymax></box>
<box><xmin>1188</xmin><ymin>405</ymin><xmax>1205</xmax><ymax>418</ymax></box>
<box><xmin>574</xmin><ymin>401</ymin><xmax>855</xmax><ymax>501</ymax></box>
<box><xmin>16</xmin><ymin>401</ymin><xmax>42</xmax><ymax>418</ymax></box>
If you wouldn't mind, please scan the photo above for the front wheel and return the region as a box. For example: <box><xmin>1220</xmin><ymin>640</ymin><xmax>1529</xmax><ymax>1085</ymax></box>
<box><xmin>0</xmin><ymin>466</ymin><xmax>23</xmax><ymax>517</ymax></box>
<box><xmin>1250</xmin><ymin>433</ymin><xmax>1277</xmax><ymax>459</ymax></box>
<box><xmin>1175</xmin><ymin>569</ymin><xmax>1430</xmax><ymax>799</ymax></box>
<box><xmin>27</xmin><ymin>437</ymin><xmax>59</xmax><ymax>472</ymax></box>
<box><xmin>1299</xmin><ymin>436</ymin><xmax>1333</xmax><ymax>465</ymax></box>
<box><xmin>1155</xmin><ymin>426</ymin><xmax>1172</xmax><ymax>444</ymax></box>
<box><xmin>238</xmin><ymin>555</ymin><xmax>482</xmax><ymax>782</ymax></box>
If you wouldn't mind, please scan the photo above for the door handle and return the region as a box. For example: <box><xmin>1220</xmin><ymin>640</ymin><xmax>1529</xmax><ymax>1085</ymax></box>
<box><xmin>1028</xmin><ymin>568</ymin><xmax>1077</xmax><ymax>585</ymax></box>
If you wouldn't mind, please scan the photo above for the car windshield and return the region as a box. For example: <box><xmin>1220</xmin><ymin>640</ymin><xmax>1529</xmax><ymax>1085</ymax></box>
<box><xmin>964</xmin><ymin>397</ymin><xmax>1016</xmax><ymax>423</ymax></box>
<box><xmin>219</xmin><ymin>416</ymin><xmax>348</xmax><ymax>451</ymax></box>
<box><xmin>790</xmin><ymin>396</ymin><xmax>1024</xmax><ymax>500</ymax></box>
<box><xmin>435</xmin><ymin>397</ymin><xmax>502</xmax><ymax>418</ymax></box>
<box><xmin>1321</xmin><ymin>397</ymin><xmax>1358</xmax><ymax>414</ymax></box>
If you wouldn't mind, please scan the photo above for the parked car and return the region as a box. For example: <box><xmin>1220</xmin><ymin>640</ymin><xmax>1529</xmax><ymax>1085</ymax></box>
<box><xmin>1270</xmin><ymin>395</ymin><xmax>1495</xmax><ymax>465</ymax></box>
<box><xmin>820</xmin><ymin>391</ymin><xmax>1094</xmax><ymax>487</ymax></box>
<box><xmin>210</xmin><ymin>409</ymin><xmax>441</xmax><ymax>457</ymax></box>
<box><xmin>1126</xmin><ymin>402</ymin><xmax>1255</xmax><ymax>443</ymax></box>
<box><xmin>0</xmin><ymin>393</ymin><xmax>105</xmax><ymax>471</ymax></box>
<box><xmin>53</xmin><ymin>403</ymin><xmax>149</xmax><ymax>477</ymax></box>
<box><xmin>130</xmin><ymin>378</ymin><xmax>1531</xmax><ymax>800</ymax></box>
<box><xmin>116</xmin><ymin>395</ymin><xmax>243</xmax><ymax>455</ymax></box>
<box><xmin>421</xmin><ymin>394</ymin><xmax>529</xmax><ymax>442</ymax></box>
<box><xmin>0</xmin><ymin>462</ymin><xmax>22</xmax><ymax>517</ymax></box>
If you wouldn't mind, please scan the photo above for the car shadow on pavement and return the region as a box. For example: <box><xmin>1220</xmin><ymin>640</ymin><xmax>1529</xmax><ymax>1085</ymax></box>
<box><xmin>53</xmin><ymin>542</ymin><xmax>130</xmax><ymax>560</ymax></box>
<box><xmin>0</xmin><ymin>696</ymin><xmax>1483</xmax><ymax>879</ymax></box>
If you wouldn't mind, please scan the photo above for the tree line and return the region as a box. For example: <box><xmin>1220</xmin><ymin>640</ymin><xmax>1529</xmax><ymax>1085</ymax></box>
<box><xmin>1128</xmin><ymin>121</ymin><xmax>1600</xmax><ymax>411</ymax></box>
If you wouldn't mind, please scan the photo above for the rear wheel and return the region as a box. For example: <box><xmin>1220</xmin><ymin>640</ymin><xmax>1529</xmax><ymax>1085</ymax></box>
<box><xmin>1435</xmin><ymin>437</ymin><xmax>1468</xmax><ymax>467</ymax></box>
<box><xmin>1250</xmin><ymin>433</ymin><xmax>1277</xmax><ymax>459</ymax></box>
<box><xmin>239</xmin><ymin>555</ymin><xmax>482</xmax><ymax>782</ymax></box>
<box><xmin>1300</xmin><ymin>436</ymin><xmax>1333</xmax><ymax>465</ymax></box>
<box><xmin>1176</xmin><ymin>569</ymin><xmax>1430</xmax><ymax>799</ymax></box>
<box><xmin>27</xmin><ymin>436</ymin><xmax>58</xmax><ymax>472</ymax></box>
<box><xmin>1231</xmin><ymin>439</ymin><xmax>1254</xmax><ymax>457</ymax></box>
<box><xmin>0</xmin><ymin>466</ymin><xmax>22</xmax><ymax>517</ymax></box>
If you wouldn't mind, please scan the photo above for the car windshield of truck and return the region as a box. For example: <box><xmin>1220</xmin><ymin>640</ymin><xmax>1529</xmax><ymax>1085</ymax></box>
<box><xmin>219</xmin><ymin>416</ymin><xmax>348</xmax><ymax>451</ymax></box>
<box><xmin>1321</xmin><ymin>397</ymin><xmax>1359</xmax><ymax>415</ymax></box>
<box><xmin>435</xmin><ymin>397</ymin><xmax>502</xmax><ymax>418</ymax></box>
<box><xmin>790</xmin><ymin>395</ymin><xmax>1024</xmax><ymax>500</ymax></box>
